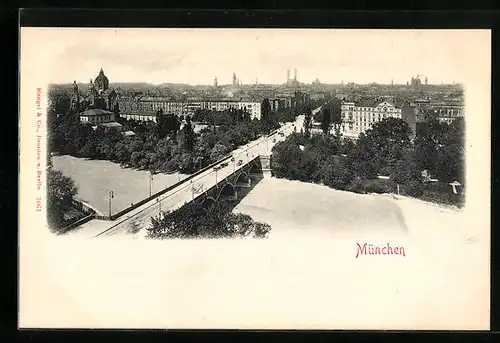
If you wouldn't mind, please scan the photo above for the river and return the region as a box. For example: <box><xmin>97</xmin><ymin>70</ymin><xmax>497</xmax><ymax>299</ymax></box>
<box><xmin>52</xmin><ymin>155</ymin><xmax>189</xmax><ymax>215</ymax></box>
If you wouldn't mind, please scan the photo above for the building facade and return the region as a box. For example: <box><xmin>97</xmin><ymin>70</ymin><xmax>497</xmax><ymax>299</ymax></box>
<box><xmin>120</xmin><ymin>112</ymin><xmax>158</xmax><ymax>123</ymax></box>
<box><xmin>406</xmin><ymin>99</ymin><xmax>464</xmax><ymax>124</ymax></box>
<box><xmin>340</xmin><ymin>100</ymin><xmax>405</xmax><ymax>139</ymax></box>
<box><xmin>119</xmin><ymin>96</ymin><xmax>262</xmax><ymax>120</ymax></box>
<box><xmin>79</xmin><ymin>109</ymin><xmax>116</xmax><ymax>125</ymax></box>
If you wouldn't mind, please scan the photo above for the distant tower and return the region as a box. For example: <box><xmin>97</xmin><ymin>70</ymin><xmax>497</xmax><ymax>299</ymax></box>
<box><xmin>256</xmin><ymin>77</ymin><xmax>258</xmax><ymax>85</ymax></box>
<box><xmin>88</xmin><ymin>79</ymin><xmax>96</xmax><ymax>95</ymax></box>
<box><xmin>287</xmin><ymin>69</ymin><xmax>290</xmax><ymax>84</ymax></box>
<box><xmin>232</xmin><ymin>72</ymin><xmax>237</xmax><ymax>87</ymax></box>
<box><xmin>425</xmin><ymin>76</ymin><xmax>428</xmax><ymax>85</ymax></box>
<box><xmin>214</xmin><ymin>77</ymin><xmax>218</xmax><ymax>87</ymax></box>
<box><xmin>71</xmin><ymin>80</ymin><xmax>80</xmax><ymax>113</ymax></box>
<box><xmin>391</xmin><ymin>78</ymin><xmax>394</xmax><ymax>85</ymax></box>
<box><xmin>294</xmin><ymin>68</ymin><xmax>297</xmax><ymax>81</ymax></box>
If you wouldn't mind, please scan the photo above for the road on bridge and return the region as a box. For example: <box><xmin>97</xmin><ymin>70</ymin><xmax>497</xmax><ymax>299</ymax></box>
<box><xmin>69</xmin><ymin>114</ymin><xmax>306</xmax><ymax>238</ymax></box>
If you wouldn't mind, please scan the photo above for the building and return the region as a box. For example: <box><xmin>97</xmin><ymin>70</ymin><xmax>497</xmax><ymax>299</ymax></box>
<box><xmin>340</xmin><ymin>99</ymin><xmax>409</xmax><ymax>139</ymax></box>
<box><xmin>120</xmin><ymin>112</ymin><xmax>158</xmax><ymax>123</ymax></box>
<box><xmin>427</xmin><ymin>101</ymin><xmax>464</xmax><ymax>124</ymax></box>
<box><xmin>269</xmin><ymin>97</ymin><xmax>292</xmax><ymax>112</ymax></box>
<box><xmin>406</xmin><ymin>99</ymin><xmax>464</xmax><ymax>124</ymax></box>
<box><xmin>233</xmin><ymin>72</ymin><xmax>237</xmax><ymax>87</ymax></box>
<box><xmin>310</xmin><ymin>92</ymin><xmax>326</xmax><ymax>101</ymax></box>
<box><xmin>72</xmin><ymin>69</ymin><xmax>123</xmax><ymax>130</ymax></box>
<box><xmin>79</xmin><ymin>108</ymin><xmax>116</xmax><ymax>124</ymax></box>
<box><xmin>400</xmin><ymin>101</ymin><xmax>418</xmax><ymax>139</ymax></box>
<box><xmin>71</xmin><ymin>68</ymin><xmax>119</xmax><ymax>114</ymax></box>
<box><xmin>119</xmin><ymin>96</ymin><xmax>263</xmax><ymax>121</ymax></box>
<box><xmin>79</xmin><ymin>108</ymin><xmax>123</xmax><ymax>132</ymax></box>
<box><xmin>100</xmin><ymin>121</ymin><xmax>124</xmax><ymax>132</ymax></box>
<box><xmin>286</xmin><ymin>68</ymin><xmax>300</xmax><ymax>88</ymax></box>
<box><xmin>237</xmin><ymin>99</ymin><xmax>262</xmax><ymax>119</ymax></box>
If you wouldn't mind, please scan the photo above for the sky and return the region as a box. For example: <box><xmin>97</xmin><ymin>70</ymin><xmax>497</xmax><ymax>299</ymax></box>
<box><xmin>22</xmin><ymin>28</ymin><xmax>490</xmax><ymax>86</ymax></box>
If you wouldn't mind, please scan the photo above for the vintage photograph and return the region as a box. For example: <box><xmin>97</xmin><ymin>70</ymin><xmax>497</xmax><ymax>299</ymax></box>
<box><xmin>19</xmin><ymin>28</ymin><xmax>490</xmax><ymax>329</ymax></box>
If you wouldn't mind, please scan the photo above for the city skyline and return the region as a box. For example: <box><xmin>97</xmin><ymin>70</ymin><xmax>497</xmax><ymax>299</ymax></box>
<box><xmin>24</xmin><ymin>28</ymin><xmax>488</xmax><ymax>86</ymax></box>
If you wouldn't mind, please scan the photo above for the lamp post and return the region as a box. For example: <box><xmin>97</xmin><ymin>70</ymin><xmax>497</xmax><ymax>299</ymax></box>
<box><xmin>156</xmin><ymin>197</ymin><xmax>162</xmax><ymax>214</ymax></box>
<box><xmin>149</xmin><ymin>172</ymin><xmax>154</xmax><ymax>197</ymax></box>
<box><xmin>213</xmin><ymin>167</ymin><xmax>218</xmax><ymax>184</ymax></box>
<box><xmin>231</xmin><ymin>157</ymin><xmax>235</xmax><ymax>172</ymax></box>
<box><xmin>108</xmin><ymin>190</ymin><xmax>114</xmax><ymax>218</ymax></box>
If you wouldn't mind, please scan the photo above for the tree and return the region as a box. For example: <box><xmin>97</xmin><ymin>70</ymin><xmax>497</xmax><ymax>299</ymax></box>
<box><xmin>304</xmin><ymin>107</ymin><xmax>312</xmax><ymax>138</ymax></box>
<box><xmin>270</xmin><ymin>139</ymin><xmax>306</xmax><ymax>180</ymax></box>
<box><xmin>183</xmin><ymin>116</ymin><xmax>195</xmax><ymax>151</ymax></box>
<box><xmin>210</xmin><ymin>142</ymin><xmax>231</xmax><ymax>163</ymax></box>
<box><xmin>390</xmin><ymin>148</ymin><xmax>424</xmax><ymax>196</ymax></box>
<box><xmin>414</xmin><ymin>119</ymin><xmax>447</xmax><ymax>177</ymax></box>
<box><xmin>361</xmin><ymin>118</ymin><xmax>413</xmax><ymax>175</ymax></box>
<box><xmin>330</xmin><ymin>98</ymin><xmax>343</xmax><ymax>137</ymax></box>
<box><xmin>320</xmin><ymin>107</ymin><xmax>332</xmax><ymax>135</ymax></box>
<box><xmin>321</xmin><ymin>155</ymin><xmax>354</xmax><ymax>190</ymax></box>
<box><xmin>260</xmin><ymin>98</ymin><xmax>272</xmax><ymax>134</ymax></box>
<box><xmin>146</xmin><ymin>200</ymin><xmax>272</xmax><ymax>239</ymax></box>
<box><xmin>48</xmin><ymin>86</ymin><xmax>72</xmax><ymax>117</ymax></box>
<box><xmin>47</xmin><ymin>160</ymin><xmax>78</xmax><ymax>233</ymax></box>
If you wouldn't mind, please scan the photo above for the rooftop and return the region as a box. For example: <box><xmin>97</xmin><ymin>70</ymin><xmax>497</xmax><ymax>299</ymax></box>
<box><xmin>100</xmin><ymin>122</ymin><xmax>123</xmax><ymax>128</ymax></box>
<box><xmin>80</xmin><ymin>109</ymin><xmax>115</xmax><ymax>116</ymax></box>
<box><xmin>121</xmin><ymin>112</ymin><xmax>158</xmax><ymax>116</ymax></box>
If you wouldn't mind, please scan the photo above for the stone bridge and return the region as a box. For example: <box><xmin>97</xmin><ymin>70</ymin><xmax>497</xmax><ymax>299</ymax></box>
<box><xmin>191</xmin><ymin>155</ymin><xmax>271</xmax><ymax>210</ymax></box>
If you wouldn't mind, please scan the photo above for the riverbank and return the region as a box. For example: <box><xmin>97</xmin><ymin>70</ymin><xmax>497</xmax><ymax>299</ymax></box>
<box><xmin>52</xmin><ymin>155</ymin><xmax>189</xmax><ymax>215</ymax></box>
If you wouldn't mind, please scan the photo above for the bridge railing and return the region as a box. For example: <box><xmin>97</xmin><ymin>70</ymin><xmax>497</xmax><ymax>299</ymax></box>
<box><xmin>103</xmin><ymin>134</ymin><xmax>272</xmax><ymax>221</ymax></box>
<box><xmin>107</xmin><ymin>153</ymin><xmax>235</xmax><ymax>220</ymax></box>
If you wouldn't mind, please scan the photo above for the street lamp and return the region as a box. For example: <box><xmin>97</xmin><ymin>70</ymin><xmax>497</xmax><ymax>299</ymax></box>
<box><xmin>213</xmin><ymin>167</ymin><xmax>218</xmax><ymax>183</ymax></box>
<box><xmin>156</xmin><ymin>196</ymin><xmax>162</xmax><ymax>214</ymax></box>
<box><xmin>108</xmin><ymin>190</ymin><xmax>114</xmax><ymax>218</ymax></box>
<box><xmin>231</xmin><ymin>157</ymin><xmax>235</xmax><ymax>172</ymax></box>
<box><xmin>149</xmin><ymin>172</ymin><xmax>154</xmax><ymax>197</ymax></box>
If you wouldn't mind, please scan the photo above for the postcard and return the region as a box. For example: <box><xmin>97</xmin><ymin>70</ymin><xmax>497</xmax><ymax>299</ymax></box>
<box><xmin>19</xmin><ymin>27</ymin><xmax>491</xmax><ymax>329</ymax></box>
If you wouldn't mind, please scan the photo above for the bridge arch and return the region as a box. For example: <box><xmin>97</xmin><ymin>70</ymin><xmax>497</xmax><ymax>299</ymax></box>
<box><xmin>236</xmin><ymin>172</ymin><xmax>250</xmax><ymax>184</ymax></box>
<box><xmin>249</xmin><ymin>162</ymin><xmax>262</xmax><ymax>175</ymax></box>
<box><xmin>217</xmin><ymin>182</ymin><xmax>237</xmax><ymax>201</ymax></box>
<box><xmin>201</xmin><ymin>196</ymin><xmax>217</xmax><ymax>210</ymax></box>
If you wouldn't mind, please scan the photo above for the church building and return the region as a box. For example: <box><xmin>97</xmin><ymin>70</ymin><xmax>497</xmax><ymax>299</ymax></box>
<box><xmin>71</xmin><ymin>68</ymin><xmax>123</xmax><ymax>132</ymax></box>
<box><xmin>71</xmin><ymin>68</ymin><xmax>119</xmax><ymax>115</ymax></box>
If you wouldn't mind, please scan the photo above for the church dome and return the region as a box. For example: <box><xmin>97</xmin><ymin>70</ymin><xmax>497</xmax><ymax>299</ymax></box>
<box><xmin>94</xmin><ymin>68</ymin><xmax>109</xmax><ymax>92</ymax></box>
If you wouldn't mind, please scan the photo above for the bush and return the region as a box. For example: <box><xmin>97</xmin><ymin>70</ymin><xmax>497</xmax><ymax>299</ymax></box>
<box><xmin>417</xmin><ymin>182</ymin><xmax>464</xmax><ymax>207</ymax></box>
<box><xmin>347</xmin><ymin>177</ymin><xmax>364</xmax><ymax>193</ymax></box>
<box><xmin>147</xmin><ymin>200</ymin><xmax>273</xmax><ymax>239</ymax></box>
<box><xmin>362</xmin><ymin>179</ymin><xmax>394</xmax><ymax>194</ymax></box>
